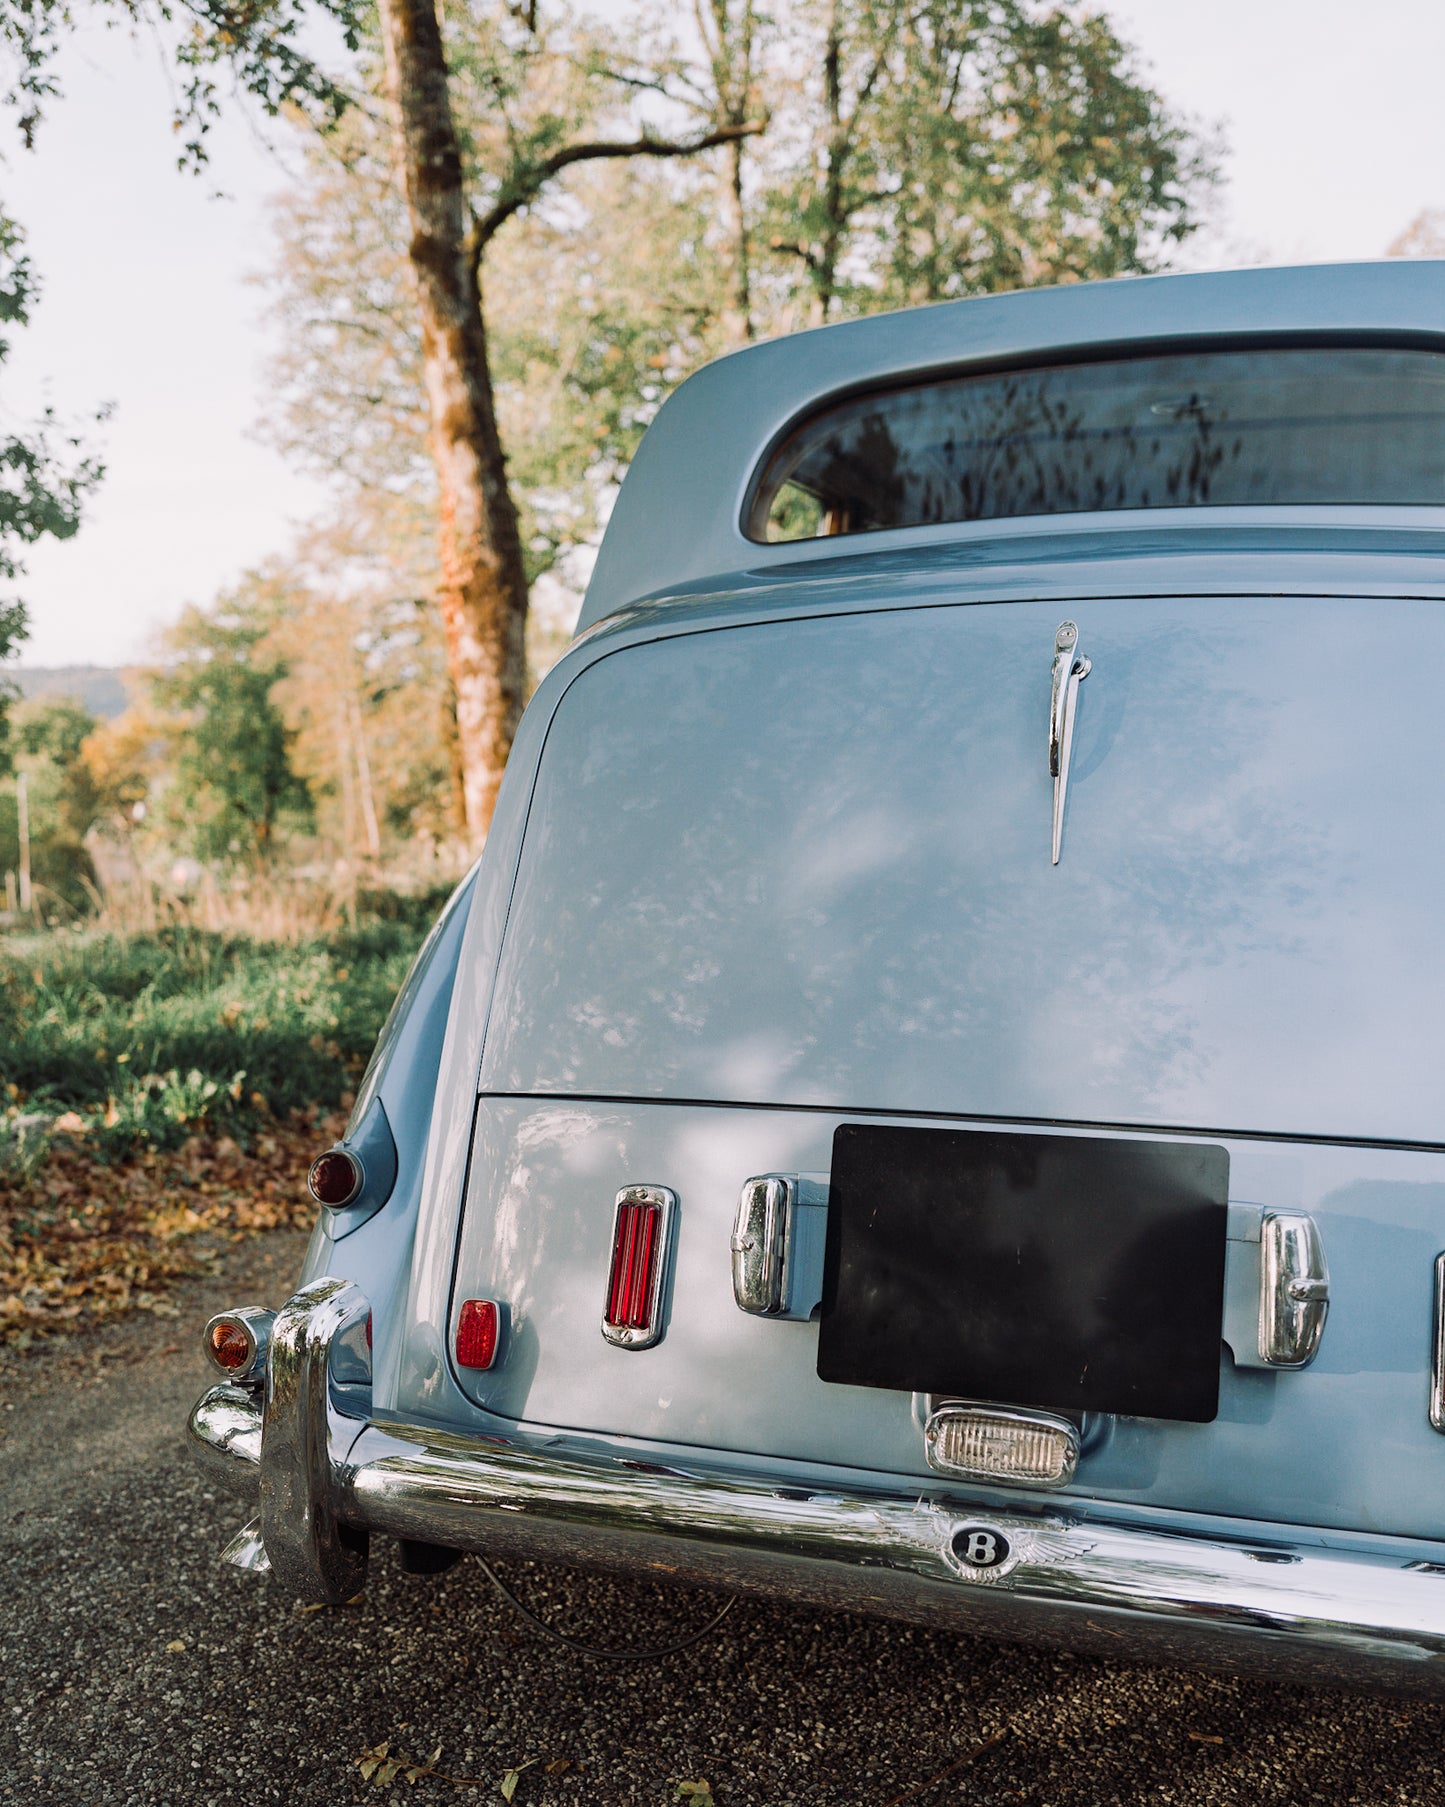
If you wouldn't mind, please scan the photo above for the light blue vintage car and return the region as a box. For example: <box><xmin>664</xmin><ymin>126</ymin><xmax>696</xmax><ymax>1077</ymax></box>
<box><xmin>191</xmin><ymin>259</ymin><xmax>1445</xmax><ymax>1693</ymax></box>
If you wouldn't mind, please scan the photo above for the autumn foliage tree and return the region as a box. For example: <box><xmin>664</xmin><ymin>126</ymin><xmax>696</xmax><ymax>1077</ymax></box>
<box><xmin>149</xmin><ymin>599</ymin><xmax>311</xmax><ymax>866</ymax></box>
<box><xmin>0</xmin><ymin>0</ymin><xmax>1213</xmax><ymax>867</ymax></box>
<box><xmin>256</xmin><ymin>0</ymin><xmax>1209</xmax><ymax>843</ymax></box>
<box><xmin>372</xmin><ymin>0</ymin><xmax>764</xmax><ymax>840</ymax></box>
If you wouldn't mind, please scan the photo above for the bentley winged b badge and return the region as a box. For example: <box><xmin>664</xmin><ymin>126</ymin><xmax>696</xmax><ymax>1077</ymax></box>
<box><xmin>1049</xmin><ymin>621</ymin><xmax>1090</xmax><ymax>864</ymax></box>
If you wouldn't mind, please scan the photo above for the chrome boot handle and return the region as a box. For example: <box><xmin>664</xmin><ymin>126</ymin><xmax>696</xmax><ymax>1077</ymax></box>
<box><xmin>1050</xmin><ymin>621</ymin><xmax>1091</xmax><ymax>865</ymax></box>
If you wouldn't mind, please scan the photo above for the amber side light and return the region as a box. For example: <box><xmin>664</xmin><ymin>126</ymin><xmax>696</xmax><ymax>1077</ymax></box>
<box><xmin>208</xmin><ymin>1319</ymin><xmax>253</xmax><ymax>1372</ymax></box>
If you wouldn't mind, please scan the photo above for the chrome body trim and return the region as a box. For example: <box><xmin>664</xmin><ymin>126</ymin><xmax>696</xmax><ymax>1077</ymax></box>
<box><xmin>1258</xmin><ymin>1212</ymin><xmax>1330</xmax><ymax>1367</ymax></box>
<box><xmin>600</xmin><ymin>1185</ymin><xmax>676</xmax><ymax>1349</ymax></box>
<box><xmin>220</xmin><ymin>1517</ymin><xmax>272</xmax><ymax>1574</ymax></box>
<box><xmin>187</xmin><ymin>1382</ymin><xmax>264</xmax><ymax>1492</ymax></box>
<box><xmin>190</xmin><ymin>1282</ymin><xmax>1445</xmax><ymax>1693</ymax></box>
<box><xmin>1431</xmin><ymin>1252</ymin><xmax>1445</xmax><ymax>1434</ymax></box>
<box><xmin>924</xmin><ymin>1402</ymin><xmax>1081</xmax><ymax>1489</ymax></box>
<box><xmin>258</xmin><ymin>1277</ymin><xmax>370</xmax><ymax>1602</ymax></box>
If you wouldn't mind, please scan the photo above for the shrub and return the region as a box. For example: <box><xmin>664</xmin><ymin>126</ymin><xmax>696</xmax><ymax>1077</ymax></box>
<box><xmin>0</xmin><ymin>891</ymin><xmax>448</xmax><ymax>1152</ymax></box>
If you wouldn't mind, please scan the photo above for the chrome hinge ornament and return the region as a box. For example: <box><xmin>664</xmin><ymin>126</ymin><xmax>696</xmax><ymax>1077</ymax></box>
<box><xmin>1258</xmin><ymin>1211</ymin><xmax>1330</xmax><ymax>1368</ymax></box>
<box><xmin>731</xmin><ymin>1174</ymin><xmax>828</xmax><ymax>1320</ymax></box>
<box><xmin>1049</xmin><ymin>620</ymin><xmax>1091</xmax><ymax>865</ymax></box>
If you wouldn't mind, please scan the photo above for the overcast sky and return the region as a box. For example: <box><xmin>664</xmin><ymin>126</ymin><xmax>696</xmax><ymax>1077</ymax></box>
<box><xmin>8</xmin><ymin>0</ymin><xmax>1445</xmax><ymax>668</ymax></box>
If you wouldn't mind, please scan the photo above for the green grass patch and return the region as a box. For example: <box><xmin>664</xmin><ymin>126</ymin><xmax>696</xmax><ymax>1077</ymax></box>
<box><xmin>0</xmin><ymin>890</ymin><xmax>451</xmax><ymax>1155</ymax></box>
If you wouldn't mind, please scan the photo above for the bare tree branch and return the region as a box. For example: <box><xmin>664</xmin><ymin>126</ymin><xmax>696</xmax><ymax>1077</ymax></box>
<box><xmin>471</xmin><ymin>117</ymin><xmax>766</xmax><ymax>258</ymax></box>
<box><xmin>769</xmin><ymin>236</ymin><xmax>819</xmax><ymax>271</ymax></box>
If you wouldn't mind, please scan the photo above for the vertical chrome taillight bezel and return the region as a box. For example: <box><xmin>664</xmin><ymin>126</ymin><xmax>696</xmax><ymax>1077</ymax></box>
<box><xmin>601</xmin><ymin>1184</ymin><xmax>676</xmax><ymax>1350</ymax></box>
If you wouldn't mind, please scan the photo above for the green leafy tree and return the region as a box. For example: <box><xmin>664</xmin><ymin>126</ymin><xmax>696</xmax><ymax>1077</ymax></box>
<box><xmin>756</xmin><ymin>0</ymin><xmax>1214</xmax><ymax>323</ymax></box>
<box><xmin>244</xmin><ymin>525</ymin><xmax>465</xmax><ymax>859</ymax></box>
<box><xmin>373</xmin><ymin>0</ymin><xmax>762</xmax><ymax>841</ymax></box>
<box><xmin>0</xmin><ymin>0</ymin><xmax>362</xmax><ymax>168</ymax></box>
<box><xmin>262</xmin><ymin>100</ymin><xmax>727</xmax><ymax>656</ymax></box>
<box><xmin>0</xmin><ymin>695</ymin><xmax>103</xmax><ymax>913</ymax></box>
<box><xmin>0</xmin><ymin>210</ymin><xmax>102</xmax><ymax>761</ymax></box>
<box><xmin>16</xmin><ymin>694</ymin><xmax>100</xmax><ymax>837</ymax></box>
<box><xmin>149</xmin><ymin>593</ymin><xmax>312</xmax><ymax>865</ymax></box>
<box><xmin>0</xmin><ymin>0</ymin><xmax>367</xmax><ymax>765</ymax></box>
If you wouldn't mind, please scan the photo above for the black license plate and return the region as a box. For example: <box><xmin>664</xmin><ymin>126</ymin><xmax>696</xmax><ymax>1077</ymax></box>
<box><xmin>817</xmin><ymin>1124</ymin><xmax>1228</xmax><ymax>1423</ymax></box>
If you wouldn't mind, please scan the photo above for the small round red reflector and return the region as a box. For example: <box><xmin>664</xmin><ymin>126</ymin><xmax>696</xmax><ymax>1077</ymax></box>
<box><xmin>209</xmin><ymin>1320</ymin><xmax>252</xmax><ymax>1371</ymax></box>
<box><xmin>309</xmin><ymin>1148</ymin><xmax>363</xmax><ymax>1207</ymax></box>
<box><xmin>456</xmin><ymin>1299</ymin><xmax>500</xmax><ymax>1370</ymax></box>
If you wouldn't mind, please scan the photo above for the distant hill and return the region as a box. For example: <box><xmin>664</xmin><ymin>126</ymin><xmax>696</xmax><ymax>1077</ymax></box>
<box><xmin>11</xmin><ymin>665</ymin><xmax>131</xmax><ymax>721</ymax></box>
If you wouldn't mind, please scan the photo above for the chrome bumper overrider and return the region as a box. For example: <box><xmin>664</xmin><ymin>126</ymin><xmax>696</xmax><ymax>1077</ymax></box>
<box><xmin>188</xmin><ymin>1277</ymin><xmax>1445</xmax><ymax>1693</ymax></box>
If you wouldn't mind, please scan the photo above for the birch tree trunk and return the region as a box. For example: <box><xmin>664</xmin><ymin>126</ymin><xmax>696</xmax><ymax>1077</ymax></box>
<box><xmin>376</xmin><ymin>0</ymin><xmax>529</xmax><ymax>845</ymax></box>
<box><xmin>698</xmin><ymin>1</ymin><xmax>758</xmax><ymax>346</ymax></box>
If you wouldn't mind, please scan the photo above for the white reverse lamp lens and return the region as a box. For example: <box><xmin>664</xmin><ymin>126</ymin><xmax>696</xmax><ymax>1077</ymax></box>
<box><xmin>925</xmin><ymin>1405</ymin><xmax>1080</xmax><ymax>1488</ymax></box>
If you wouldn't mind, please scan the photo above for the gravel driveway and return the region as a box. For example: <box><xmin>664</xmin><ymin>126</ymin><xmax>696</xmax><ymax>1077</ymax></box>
<box><xmin>3</xmin><ymin>1230</ymin><xmax>1444</xmax><ymax>1806</ymax></box>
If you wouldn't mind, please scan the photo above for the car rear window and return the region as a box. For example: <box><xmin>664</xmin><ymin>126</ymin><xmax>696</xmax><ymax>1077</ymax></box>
<box><xmin>747</xmin><ymin>346</ymin><xmax>1445</xmax><ymax>541</ymax></box>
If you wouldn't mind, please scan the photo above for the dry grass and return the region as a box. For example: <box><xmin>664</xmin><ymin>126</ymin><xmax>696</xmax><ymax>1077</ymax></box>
<box><xmin>0</xmin><ymin>883</ymin><xmax>453</xmax><ymax>1350</ymax></box>
<box><xmin>95</xmin><ymin>870</ymin><xmax>364</xmax><ymax>942</ymax></box>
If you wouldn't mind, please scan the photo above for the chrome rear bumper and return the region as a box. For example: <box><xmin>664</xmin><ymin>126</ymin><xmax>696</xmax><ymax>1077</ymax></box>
<box><xmin>189</xmin><ymin>1277</ymin><xmax>1445</xmax><ymax>1694</ymax></box>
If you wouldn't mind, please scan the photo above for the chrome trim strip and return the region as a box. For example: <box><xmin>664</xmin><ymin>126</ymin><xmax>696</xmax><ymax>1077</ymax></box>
<box><xmin>187</xmin><ymin>1382</ymin><xmax>264</xmax><ymax>1496</ymax></box>
<box><xmin>1431</xmin><ymin>1252</ymin><xmax>1445</xmax><ymax>1434</ymax></box>
<box><xmin>220</xmin><ymin>1517</ymin><xmax>272</xmax><ymax>1574</ymax></box>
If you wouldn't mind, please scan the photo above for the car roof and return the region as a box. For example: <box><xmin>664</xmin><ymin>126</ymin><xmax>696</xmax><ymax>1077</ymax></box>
<box><xmin>577</xmin><ymin>260</ymin><xmax>1445</xmax><ymax>633</ymax></box>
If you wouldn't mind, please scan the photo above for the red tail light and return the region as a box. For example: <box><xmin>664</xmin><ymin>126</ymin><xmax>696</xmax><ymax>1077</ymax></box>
<box><xmin>602</xmin><ymin>1185</ymin><xmax>676</xmax><ymax>1349</ymax></box>
<box><xmin>309</xmin><ymin>1148</ymin><xmax>363</xmax><ymax>1207</ymax></box>
<box><xmin>456</xmin><ymin>1298</ymin><xmax>500</xmax><ymax>1369</ymax></box>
